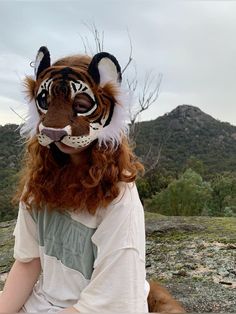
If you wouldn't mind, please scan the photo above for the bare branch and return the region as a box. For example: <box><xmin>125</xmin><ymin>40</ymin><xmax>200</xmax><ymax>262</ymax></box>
<box><xmin>138</xmin><ymin>72</ymin><xmax>163</xmax><ymax>112</ymax></box>
<box><xmin>143</xmin><ymin>120</ymin><xmax>173</xmax><ymax>174</ymax></box>
<box><xmin>128</xmin><ymin>71</ymin><xmax>163</xmax><ymax>142</ymax></box>
<box><xmin>122</xmin><ymin>29</ymin><xmax>133</xmax><ymax>74</ymax></box>
<box><xmin>79</xmin><ymin>22</ymin><xmax>134</xmax><ymax>76</ymax></box>
<box><xmin>126</xmin><ymin>64</ymin><xmax>138</xmax><ymax>93</ymax></box>
<box><xmin>92</xmin><ymin>22</ymin><xmax>104</xmax><ymax>52</ymax></box>
<box><xmin>81</xmin><ymin>22</ymin><xmax>105</xmax><ymax>54</ymax></box>
<box><xmin>79</xmin><ymin>35</ymin><xmax>88</xmax><ymax>54</ymax></box>
<box><xmin>144</xmin><ymin>144</ymin><xmax>163</xmax><ymax>175</ymax></box>
<box><xmin>10</xmin><ymin>107</ymin><xmax>26</xmax><ymax>122</ymax></box>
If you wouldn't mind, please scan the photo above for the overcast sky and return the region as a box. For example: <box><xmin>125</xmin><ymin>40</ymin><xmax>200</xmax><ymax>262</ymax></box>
<box><xmin>0</xmin><ymin>0</ymin><xmax>236</xmax><ymax>126</ymax></box>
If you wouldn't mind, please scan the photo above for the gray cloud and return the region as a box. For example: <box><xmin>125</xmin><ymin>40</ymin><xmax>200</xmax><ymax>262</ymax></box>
<box><xmin>0</xmin><ymin>0</ymin><xmax>236</xmax><ymax>125</ymax></box>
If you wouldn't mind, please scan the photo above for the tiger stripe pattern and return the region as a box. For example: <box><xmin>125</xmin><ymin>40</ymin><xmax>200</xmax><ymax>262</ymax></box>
<box><xmin>23</xmin><ymin>47</ymin><xmax>129</xmax><ymax>149</ymax></box>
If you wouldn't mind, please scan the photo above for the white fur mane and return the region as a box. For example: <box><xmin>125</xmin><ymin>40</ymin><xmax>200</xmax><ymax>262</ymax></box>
<box><xmin>20</xmin><ymin>98</ymin><xmax>40</xmax><ymax>140</ymax></box>
<box><xmin>97</xmin><ymin>86</ymin><xmax>130</xmax><ymax>148</ymax></box>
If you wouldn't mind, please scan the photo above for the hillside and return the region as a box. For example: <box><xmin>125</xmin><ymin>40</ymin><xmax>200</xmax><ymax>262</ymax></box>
<box><xmin>0</xmin><ymin>124</ymin><xmax>23</xmax><ymax>220</ymax></box>
<box><xmin>0</xmin><ymin>124</ymin><xmax>22</xmax><ymax>169</ymax></box>
<box><xmin>135</xmin><ymin>105</ymin><xmax>236</xmax><ymax>174</ymax></box>
<box><xmin>0</xmin><ymin>105</ymin><xmax>236</xmax><ymax>220</ymax></box>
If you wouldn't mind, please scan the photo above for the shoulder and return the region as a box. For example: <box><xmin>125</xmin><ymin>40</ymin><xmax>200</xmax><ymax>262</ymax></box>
<box><xmin>108</xmin><ymin>182</ymin><xmax>142</xmax><ymax>212</ymax></box>
<box><xmin>92</xmin><ymin>182</ymin><xmax>146</xmax><ymax>264</ymax></box>
<box><xmin>95</xmin><ymin>182</ymin><xmax>143</xmax><ymax>225</ymax></box>
<box><xmin>114</xmin><ymin>182</ymin><xmax>142</xmax><ymax>207</ymax></box>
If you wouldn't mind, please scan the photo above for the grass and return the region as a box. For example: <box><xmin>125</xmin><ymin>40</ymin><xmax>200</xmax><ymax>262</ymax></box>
<box><xmin>145</xmin><ymin>211</ymin><xmax>236</xmax><ymax>243</ymax></box>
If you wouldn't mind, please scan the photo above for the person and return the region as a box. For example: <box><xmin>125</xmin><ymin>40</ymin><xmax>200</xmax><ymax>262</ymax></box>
<box><xmin>0</xmin><ymin>47</ymin><xmax>185</xmax><ymax>314</ymax></box>
<box><xmin>0</xmin><ymin>46</ymin><xmax>149</xmax><ymax>313</ymax></box>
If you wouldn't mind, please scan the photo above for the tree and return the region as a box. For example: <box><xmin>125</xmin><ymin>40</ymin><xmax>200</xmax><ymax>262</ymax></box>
<box><xmin>79</xmin><ymin>24</ymin><xmax>163</xmax><ymax>171</ymax></box>
<box><xmin>127</xmin><ymin>71</ymin><xmax>163</xmax><ymax>141</ymax></box>
<box><xmin>137</xmin><ymin>169</ymin><xmax>174</xmax><ymax>201</ymax></box>
<box><xmin>0</xmin><ymin>168</ymin><xmax>19</xmax><ymax>221</ymax></box>
<box><xmin>184</xmin><ymin>156</ymin><xmax>205</xmax><ymax>176</ymax></box>
<box><xmin>146</xmin><ymin>168</ymin><xmax>212</xmax><ymax>216</ymax></box>
<box><xmin>209</xmin><ymin>172</ymin><xmax>236</xmax><ymax>216</ymax></box>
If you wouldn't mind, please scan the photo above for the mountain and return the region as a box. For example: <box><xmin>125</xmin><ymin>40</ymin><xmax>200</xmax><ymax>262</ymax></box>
<box><xmin>134</xmin><ymin>105</ymin><xmax>236</xmax><ymax>174</ymax></box>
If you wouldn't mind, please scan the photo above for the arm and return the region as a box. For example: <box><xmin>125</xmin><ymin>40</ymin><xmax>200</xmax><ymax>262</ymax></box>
<box><xmin>0</xmin><ymin>258</ymin><xmax>41</xmax><ymax>313</ymax></box>
<box><xmin>73</xmin><ymin>248</ymin><xmax>146</xmax><ymax>312</ymax></box>
<box><xmin>71</xmin><ymin>184</ymin><xmax>147</xmax><ymax>312</ymax></box>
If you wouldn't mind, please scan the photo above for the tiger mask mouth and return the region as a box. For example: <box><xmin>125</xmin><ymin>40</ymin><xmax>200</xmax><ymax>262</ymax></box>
<box><xmin>23</xmin><ymin>46</ymin><xmax>129</xmax><ymax>149</ymax></box>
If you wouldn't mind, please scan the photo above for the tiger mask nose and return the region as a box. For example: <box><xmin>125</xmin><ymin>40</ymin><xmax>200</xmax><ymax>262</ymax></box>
<box><xmin>41</xmin><ymin>128</ymin><xmax>68</xmax><ymax>142</ymax></box>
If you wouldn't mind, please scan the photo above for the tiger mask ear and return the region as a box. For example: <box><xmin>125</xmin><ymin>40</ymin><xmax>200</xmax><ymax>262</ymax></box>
<box><xmin>88</xmin><ymin>52</ymin><xmax>122</xmax><ymax>87</ymax></box>
<box><xmin>34</xmin><ymin>46</ymin><xmax>51</xmax><ymax>79</ymax></box>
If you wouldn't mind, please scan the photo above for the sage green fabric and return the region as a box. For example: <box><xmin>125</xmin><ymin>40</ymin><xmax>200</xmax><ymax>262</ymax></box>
<box><xmin>31</xmin><ymin>209</ymin><xmax>97</xmax><ymax>280</ymax></box>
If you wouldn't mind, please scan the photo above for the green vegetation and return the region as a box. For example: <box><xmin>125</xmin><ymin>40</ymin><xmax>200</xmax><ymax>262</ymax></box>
<box><xmin>146</xmin><ymin>169</ymin><xmax>212</xmax><ymax>216</ymax></box>
<box><xmin>209</xmin><ymin>172</ymin><xmax>236</xmax><ymax>216</ymax></box>
<box><xmin>143</xmin><ymin>169</ymin><xmax>236</xmax><ymax>217</ymax></box>
<box><xmin>0</xmin><ymin>124</ymin><xmax>23</xmax><ymax>221</ymax></box>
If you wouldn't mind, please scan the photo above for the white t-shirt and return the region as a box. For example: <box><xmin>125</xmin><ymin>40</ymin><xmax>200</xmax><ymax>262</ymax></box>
<box><xmin>13</xmin><ymin>182</ymin><xmax>149</xmax><ymax>313</ymax></box>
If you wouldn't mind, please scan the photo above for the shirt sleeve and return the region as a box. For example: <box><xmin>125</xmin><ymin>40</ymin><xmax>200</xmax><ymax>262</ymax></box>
<box><xmin>13</xmin><ymin>201</ymin><xmax>40</xmax><ymax>262</ymax></box>
<box><xmin>74</xmin><ymin>248</ymin><xmax>147</xmax><ymax>313</ymax></box>
<box><xmin>74</xmin><ymin>183</ymin><xmax>148</xmax><ymax>312</ymax></box>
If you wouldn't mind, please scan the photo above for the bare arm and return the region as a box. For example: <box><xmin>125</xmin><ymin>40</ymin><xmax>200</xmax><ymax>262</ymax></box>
<box><xmin>0</xmin><ymin>258</ymin><xmax>41</xmax><ymax>313</ymax></box>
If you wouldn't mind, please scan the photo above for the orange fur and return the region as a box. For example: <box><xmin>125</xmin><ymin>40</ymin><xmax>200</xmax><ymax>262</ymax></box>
<box><xmin>53</xmin><ymin>54</ymin><xmax>91</xmax><ymax>69</ymax></box>
<box><xmin>24</xmin><ymin>76</ymin><xmax>36</xmax><ymax>100</ymax></box>
<box><xmin>148</xmin><ymin>281</ymin><xmax>186</xmax><ymax>313</ymax></box>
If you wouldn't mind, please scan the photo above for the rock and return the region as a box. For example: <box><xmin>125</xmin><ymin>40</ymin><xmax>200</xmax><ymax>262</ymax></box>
<box><xmin>145</xmin><ymin>218</ymin><xmax>205</xmax><ymax>234</ymax></box>
<box><xmin>0</xmin><ymin>220</ymin><xmax>15</xmax><ymax>289</ymax></box>
<box><xmin>172</xmin><ymin>270</ymin><xmax>188</xmax><ymax>277</ymax></box>
<box><xmin>166</xmin><ymin>281</ymin><xmax>236</xmax><ymax>312</ymax></box>
<box><xmin>145</xmin><ymin>214</ymin><xmax>236</xmax><ymax>312</ymax></box>
<box><xmin>218</xmin><ymin>268</ymin><xmax>230</xmax><ymax>277</ymax></box>
<box><xmin>1</xmin><ymin>215</ymin><xmax>236</xmax><ymax>312</ymax></box>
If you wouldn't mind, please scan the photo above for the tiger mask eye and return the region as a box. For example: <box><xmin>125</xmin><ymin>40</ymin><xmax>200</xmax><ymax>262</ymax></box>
<box><xmin>36</xmin><ymin>89</ymin><xmax>49</xmax><ymax>113</ymax></box>
<box><xmin>73</xmin><ymin>93</ymin><xmax>96</xmax><ymax>116</ymax></box>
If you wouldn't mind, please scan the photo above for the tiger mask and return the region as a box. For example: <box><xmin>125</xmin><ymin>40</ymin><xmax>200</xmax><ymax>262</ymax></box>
<box><xmin>23</xmin><ymin>46</ymin><xmax>129</xmax><ymax>149</ymax></box>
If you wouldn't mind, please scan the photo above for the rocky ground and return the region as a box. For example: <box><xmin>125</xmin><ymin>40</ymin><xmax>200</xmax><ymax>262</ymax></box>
<box><xmin>0</xmin><ymin>220</ymin><xmax>15</xmax><ymax>286</ymax></box>
<box><xmin>145</xmin><ymin>213</ymin><xmax>236</xmax><ymax>312</ymax></box>
<box><xmin>0</xmin><ymin>214</ymin><xmax>236</xmax><ymax>312</ymax></box>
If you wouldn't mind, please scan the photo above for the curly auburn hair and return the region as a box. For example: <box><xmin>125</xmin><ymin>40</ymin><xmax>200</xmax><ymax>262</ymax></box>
<box><xmin>17</xmin><ymin>137</ymin><xmax>144</xmax><ymax>215</ymax></box>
